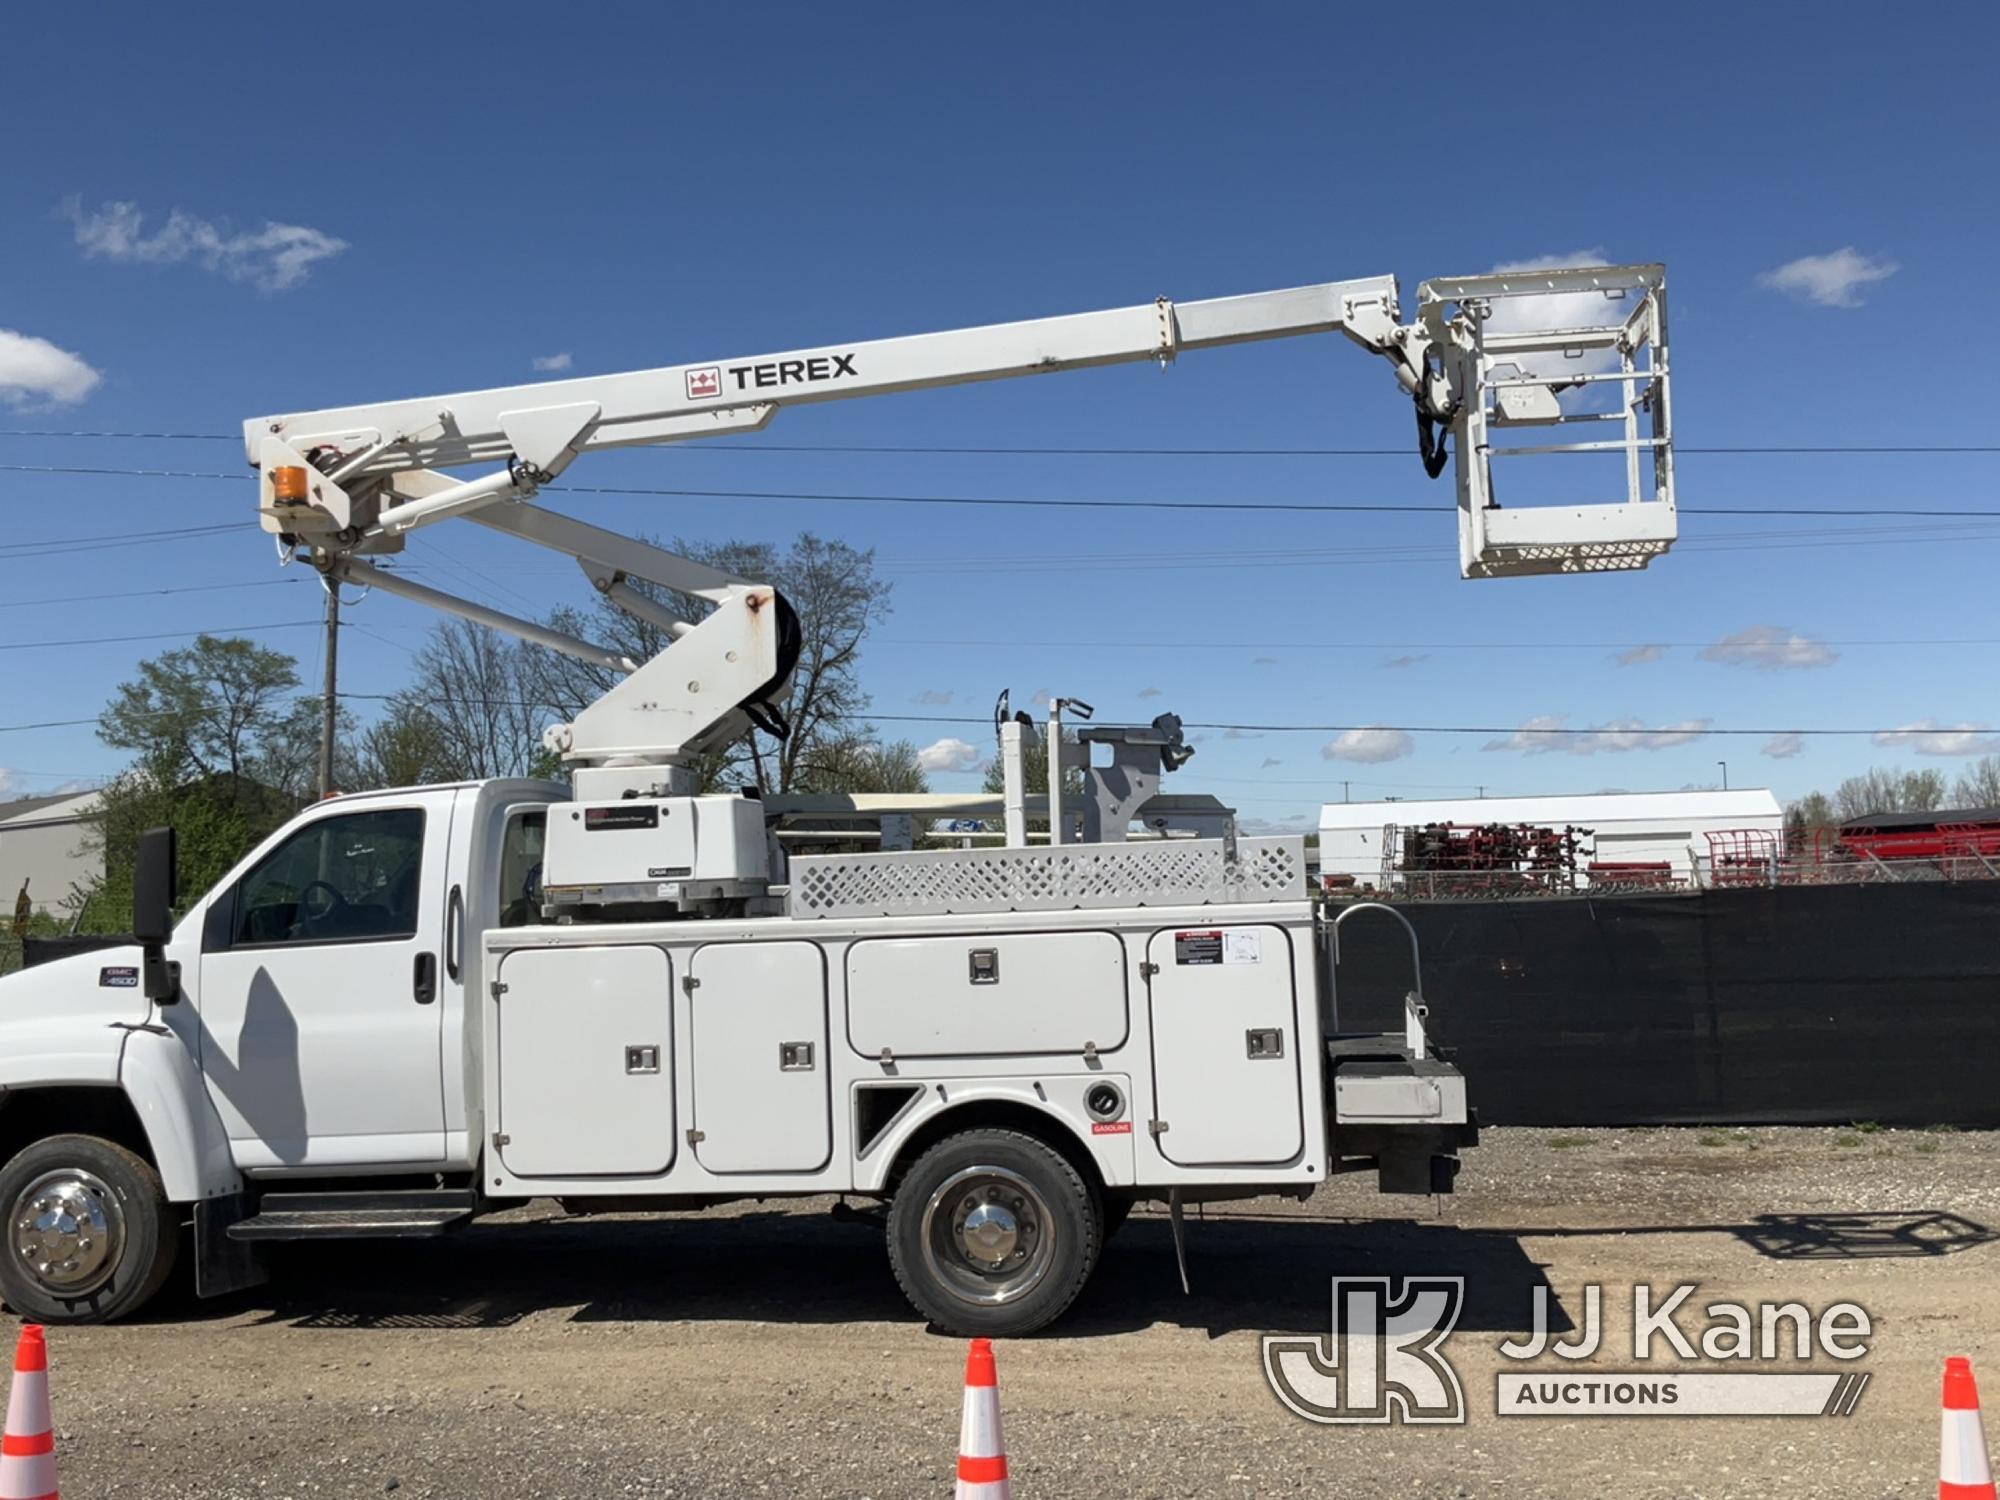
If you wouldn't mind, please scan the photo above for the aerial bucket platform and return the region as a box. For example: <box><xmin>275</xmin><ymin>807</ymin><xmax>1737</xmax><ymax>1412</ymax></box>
<box><xmin>1423</xmin><ymin>264</ymin><xmax>1676</xmax><ymax>579</ymax></box>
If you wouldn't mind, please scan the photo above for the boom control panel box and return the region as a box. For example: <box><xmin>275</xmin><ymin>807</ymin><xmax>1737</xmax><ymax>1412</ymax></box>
<box><xmin>544</xmin><ymin>793</ymin><xmax>769</xmax><ymax>909</ymax></box>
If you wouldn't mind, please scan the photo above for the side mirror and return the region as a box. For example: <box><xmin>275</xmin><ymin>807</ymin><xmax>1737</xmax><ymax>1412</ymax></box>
<box><xmin>132</xmin><ymin>827</ymin><xmax>178</xmax><ymax>943</ymax></box>
<box><xmin>132</xmin><ymin>827</ymin><xmax>180</xmax><ymax>1003</ymax></box>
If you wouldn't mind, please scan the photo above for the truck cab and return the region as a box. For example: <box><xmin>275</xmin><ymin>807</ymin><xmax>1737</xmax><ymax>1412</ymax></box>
<box><xmin>0</xmin><ymin>780</ymin><xmax>560</xmax><ymax>1321</ymax></box>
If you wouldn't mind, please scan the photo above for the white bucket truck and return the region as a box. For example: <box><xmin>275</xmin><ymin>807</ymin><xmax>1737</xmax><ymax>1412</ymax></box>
<box><xmin>0</xmin><ymin>264</ymin><xmax>1673</xmax><ymax>1332</ymax></box>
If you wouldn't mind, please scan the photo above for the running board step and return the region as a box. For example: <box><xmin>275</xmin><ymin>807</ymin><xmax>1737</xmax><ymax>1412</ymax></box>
<box><xmin>225</xmin><ymin>1190</ymin><xmax>479</xmax><ymax>1242</ymax></box>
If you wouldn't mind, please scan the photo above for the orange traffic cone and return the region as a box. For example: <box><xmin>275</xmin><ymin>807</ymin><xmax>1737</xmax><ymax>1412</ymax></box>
<box><xmin>1</xmin><ymin>1324</ymin><xmax>58</xmax><ymax>1500</ymax></box>
<box><xmin>1942</xmin><ymin>1357</ymin><xmax>1996</xmax><ymax>1500</ymax></box>
<box><xmin>954</xmin><ymin>1338</ymin><xmax>1010</xmax><ymax>1499</ymax></box>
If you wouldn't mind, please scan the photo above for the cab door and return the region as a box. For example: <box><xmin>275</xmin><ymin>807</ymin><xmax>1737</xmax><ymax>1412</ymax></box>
<box><xmin>194</xmin><ymin>796</ymin><xmax>453</xmax><ymax>1169</ymax></box>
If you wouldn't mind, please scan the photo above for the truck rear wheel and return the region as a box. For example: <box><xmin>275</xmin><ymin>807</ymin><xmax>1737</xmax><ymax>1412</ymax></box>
<box><xmin>886</xmin><ymin>1128</ymin><xmax>1101</xmax><ymax>1336</ymax></box>
<box><xmin>0</xmin><ymin>1134</ymin><xmax>179</xmax><ymax>1324</ymax></box>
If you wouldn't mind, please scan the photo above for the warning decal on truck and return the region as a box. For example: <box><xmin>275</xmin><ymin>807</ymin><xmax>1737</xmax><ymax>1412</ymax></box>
<box><xmin>584</xmin><ymin>805</ymin><xmax>659</xmax><ymax>831</ymax></box>
<box><xmin>1173</xmin><ymin>930</ymin><xmax>1263</xmax><ymax>966</ymax></box>
<box><xmin>1174</xmin><ymin>930</ymin><xmax>1223</xmax><ymax>965</ymax></box>
<box><xmin>1223</xmin><ymin>930</ymin><xmax>1262</xmax><ymax>965</ymax></box>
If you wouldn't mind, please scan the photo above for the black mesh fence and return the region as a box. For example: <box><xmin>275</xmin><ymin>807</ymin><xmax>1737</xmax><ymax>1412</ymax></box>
<box><xmin>1326</xmin><ymin>882</ymin><xmax>2000</xmax><ymax>1126</ymax></box>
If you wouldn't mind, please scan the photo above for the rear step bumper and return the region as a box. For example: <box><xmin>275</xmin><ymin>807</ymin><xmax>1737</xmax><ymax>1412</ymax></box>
<box><xmin>1324</xmin><ymin>1034</ymin><xmax>1479</xmax><ymax>1195</ymax></box>
<box><xmin>225</xmin><ymin>1189</ymin><xmax>480</xmax><ymax>1243</ymax></box>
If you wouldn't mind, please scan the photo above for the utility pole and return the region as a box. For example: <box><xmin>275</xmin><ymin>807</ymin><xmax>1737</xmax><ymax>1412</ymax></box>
<box><xmin>1342</xmin><ymin>780</ymin><xmax>1351</xmax><ymax>804</ymax></box>
<box><xmin>317</xmin><ymin>582</ymin><xmax>340</xmax><ymax>799</ymax></box>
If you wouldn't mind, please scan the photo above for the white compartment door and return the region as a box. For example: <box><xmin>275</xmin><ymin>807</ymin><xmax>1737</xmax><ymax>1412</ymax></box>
<box><xmin>1146</xmin><ymin>925</ymin><xmax>1303</xmax><ymax>1166</ymax></box>
<box><xmin>496</xmin><ymin>944</ymin><xmax>675</xmax><ymax>1177</ymax></box>
<box><xmin>689</xmin><ymin>941</ymin><xmax>832</xmax><ymax>1174</ymax></box>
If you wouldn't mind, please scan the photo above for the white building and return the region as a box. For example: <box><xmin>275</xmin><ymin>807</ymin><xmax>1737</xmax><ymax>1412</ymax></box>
<box><xmin>1317</xmin><ymin>787</ymin><xmax>1784</xmax><ymax>887</ymax></box>
<box><xmin>0</xmin><ymin>790</ymin><xmax>105</xmax><ymax>917</ymax></box>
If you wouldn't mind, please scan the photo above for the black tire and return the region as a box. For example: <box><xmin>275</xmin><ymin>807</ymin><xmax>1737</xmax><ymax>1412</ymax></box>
<box><xmin>887</xmin><ymin>1128</ymin><xmax>1101</xmax><ymax>1337</ymax></box>
<box><xmin>0</xmin><ymin>1134</ymin><xmax>180</xmax><ymax>1324</ymax></box>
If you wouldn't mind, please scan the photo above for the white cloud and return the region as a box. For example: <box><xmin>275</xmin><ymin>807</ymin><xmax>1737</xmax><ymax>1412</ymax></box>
<box><xmin>1758</xmin><ymin>248</ymin><xmax>1897</xmax><ymax>309</ymax></box>
<box><xmin>1762</xmin><ymin>733</ymin><xmax>1806</xmax><ymax>760</ymax></box>
<box><xmin>917</xmin><ymin>736</ymin><xmax>984</xmax><ymax>774</ymax></box>
<box><xmin>1614</xmin><ymin>644</ymin><xmax>1665</xmax><ymax>667</ymax></box>
<box><xmin>1482</xmin><ymin>714</ymin><xmax>1711</xmax><ymax>756</ymax></box>
<box><xmin>1223</xmin><ymin>727</ymin><xmax>1263</xmax><ymax>741</ymax></box>
<box><xmin>1241</xmin><ymin>815</ymin><xmax>1313</xmax><ymax>835</ymax></box>
<box><xmin>0</xmin><ymin>329</ymin><xmax>102</xmax><ymax>408</ymax></box>
<box><xmin>1699</xmin><ymin>625</ymin><xmax>1838</xmax><ymax>671</ymax></box>
<box><xmin>1259</xmin><ymin>756</ymin><xmax>1283</xmax><ymax>769</ymax></box>
<box><xmin>1381</xmin><ymin>653</ymin><xmax>1429</xmax><ymax>670</ymax></box>
<box><xmin>1031</xmin><ymin>689</ymin><xmax>1053</xmax><ymax>707</ymax></box>
<box><xmin>1323</xmin><ymin>727</ymin><xmax>1415</xmax><ymax>764</ymax></box>
<box><xmin>1871</xmin><ymin>720</ymin><xmax>2000</xmax><ymax>757</ymax></box>
<box><xmin>531</xmin><ymin>352</ymin><xmax>573</xmax><ymax>372</ymax></box>
<box><xmin>1135</xmin><ymin>686</ymin><xmax>1163</xmax><ymax>700</ymax></box>
<box><xmin>63</xmin><ymin>197</ymin><xmax>347</xmax><ymax>291</ymax></box>
<box><xmin>912</xmin><ymin>688</ymin><xmax>954</xmax><ymax>706</ymax></box>
<box><xmin>1252</xmin><ymin>656</ymin><xmax>1279</xmax><ymax>666</ymax></box>
<box><xmin>1484</xmin><ymin>248</ymin><xmax>1620</xmax><ymax>379</ymax></box>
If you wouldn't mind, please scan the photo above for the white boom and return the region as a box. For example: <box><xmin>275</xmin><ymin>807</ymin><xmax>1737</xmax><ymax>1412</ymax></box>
<box><xmin>243</xmin><ymin>264</ymin><xmax>1675</xmax><ymax>794</ymax></box>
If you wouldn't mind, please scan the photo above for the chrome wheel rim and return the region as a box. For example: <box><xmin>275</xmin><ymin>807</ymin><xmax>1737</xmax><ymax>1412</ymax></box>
<box><xmin>11</xmin><ymin>1168</ymin><xmax>124</xmax><ymax>1299</ymax></box>
<box><xmin>921</xmin><ymin>1166</ymin><xmax>1057</xmax><ymax>1307</ymax></box>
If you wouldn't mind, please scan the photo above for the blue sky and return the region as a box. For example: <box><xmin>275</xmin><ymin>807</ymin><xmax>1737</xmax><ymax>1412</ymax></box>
<box><xmin>3</xmin><ymin>4</ymin><xmax>1997</xmax><ymax>829</ymax></box>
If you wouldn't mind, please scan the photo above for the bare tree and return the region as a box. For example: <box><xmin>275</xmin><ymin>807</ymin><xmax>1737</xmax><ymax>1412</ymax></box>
<box><xmin>395</xmin><ymin>619</ymin><xmax>551</xmax><ymax>780</ymax></box>
<box><xmin>1831</xmin><ymin>766</ymin><xmax>1947</xmax><ymax>821</ymax></box>
<box><xmin>1952</xmin><ymin>755</ymin><xmax>2000</xmax><ymax>810</ymax></box>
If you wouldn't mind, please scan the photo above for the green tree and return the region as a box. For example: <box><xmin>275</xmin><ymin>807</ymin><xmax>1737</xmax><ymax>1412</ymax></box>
<box><xmin>794</xmin><ymin>736</ymin><xmax>928</xmax><ymax>795</ymax></box>
<box><xmin>99</xmin><ymin>634</ymin><xmax>304</xmax><ymax>786</ymax></box>
<box><xmin>81</xmin><ymin>635</ymin><xmax>315</xmax><ymax>929</ymax></box>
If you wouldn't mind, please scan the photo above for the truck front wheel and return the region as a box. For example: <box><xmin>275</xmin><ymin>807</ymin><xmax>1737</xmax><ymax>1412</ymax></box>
<box><xmin>886</xmin><ymin>1128</ymin><xmax>1102</xmax><ymax>1336</ymax></box>
<box><xmin>0</xmin><ymin>1135</ymin><xmax>179</xmax><ymax>1324</ymax></box>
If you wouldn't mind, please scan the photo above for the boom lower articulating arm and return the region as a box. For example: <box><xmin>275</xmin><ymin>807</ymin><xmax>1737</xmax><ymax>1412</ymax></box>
<box><xmin>243</xmin><ymin>263</ymin><xmax>1674</xmax><ymax>789</ymax></box>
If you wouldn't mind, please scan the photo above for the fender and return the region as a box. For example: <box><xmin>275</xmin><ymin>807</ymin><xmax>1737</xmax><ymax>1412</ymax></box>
<box><xmin>118</xmin><ymin>1028</ymin><xmax>241</xmax><ymax>1204</ymax></box>
<box><xmin>853</xmin><ymin>1074</ymin><xmax>1136</xmax><ymax>1194</ymax></box>
<box><xmin>0</xmin><ymin>944</ymin><xmax>147</xmax><ymax>1089</ymax></box>
<box><xmin>0</xmin><ymin>943</ymin><xmax>239</xmax><ymax>1204</ymax></box>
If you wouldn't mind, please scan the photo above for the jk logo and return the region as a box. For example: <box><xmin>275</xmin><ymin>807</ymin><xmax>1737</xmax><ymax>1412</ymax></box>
<box><xmin>1262</xmin><ymin>1277</ymin><xmax>1467</xmax><ymax>1425</ymax></box>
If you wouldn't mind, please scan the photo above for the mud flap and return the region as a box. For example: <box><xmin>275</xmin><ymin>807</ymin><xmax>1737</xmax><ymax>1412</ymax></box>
<box><xmin>194</xmin><ymin>1194</ymin><xmax>270</xmax><ymax>1299</ymax></box>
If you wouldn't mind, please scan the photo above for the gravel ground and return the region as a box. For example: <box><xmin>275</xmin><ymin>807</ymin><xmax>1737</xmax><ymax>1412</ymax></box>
<box><xmin>17</xmin><ymin>1125</ymin><xmax>1998</xmax><ymax>1499</ymax></box>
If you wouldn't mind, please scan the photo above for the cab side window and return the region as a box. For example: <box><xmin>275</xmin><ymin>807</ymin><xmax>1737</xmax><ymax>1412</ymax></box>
<box><xmin>497</xmin><ymin>809</ymin><xmax>546</xmax><ymax>929</ymax></box>
<box><xmin>228</xmin><ymin>808</ymin><xmax>427</xmax><ymax>948</ymax></box>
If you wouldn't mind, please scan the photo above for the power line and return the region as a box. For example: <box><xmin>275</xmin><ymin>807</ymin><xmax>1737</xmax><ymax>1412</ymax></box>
<box><xmin>875</xmin><ymin>634</ymin><xmax>2000</xmax><ymax>652</ymax></box>
<box><xmin>313</xmin><ymin>696</ymin><xmax>1965</xmax><ymax>740</ymax></box>
<box><xmin>0</xmin><ymin>621</ymin><xmax>318</xmax><ymax>653</ymax></box>
<box><xmin>3</xmin><ymin>429</ymin><xmax>1998</xmax><ymax>456</ymax></box>
<box><xmin>0</xmin><ymin>578</ymin><xmax>300</xmax><ymax>610</ymax></box>
<box><xmin>6</xmin><ymin>461</ymin><xmax>1997</xmax><ymax>520</ymax></box>
<box><xmin>0</xmin><ymin>526</ymin><xmax>247</xmax><ymax>564</ymax></box>
<box><xmin>852</xmin><ymin>713</ymin><xmax>1964</xmax><ymax>739</ymax></box>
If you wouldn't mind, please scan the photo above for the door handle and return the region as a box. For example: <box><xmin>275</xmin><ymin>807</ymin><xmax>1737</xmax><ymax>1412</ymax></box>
<box><xmin>445</xmin><ymin>885</ymin><xmax>463</xmax><ymax>981</ymax></box>
<box><xmin>413</xmin><ymin>951</ymin><xmax>437</xmax><ymax>1005</ymax></box>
